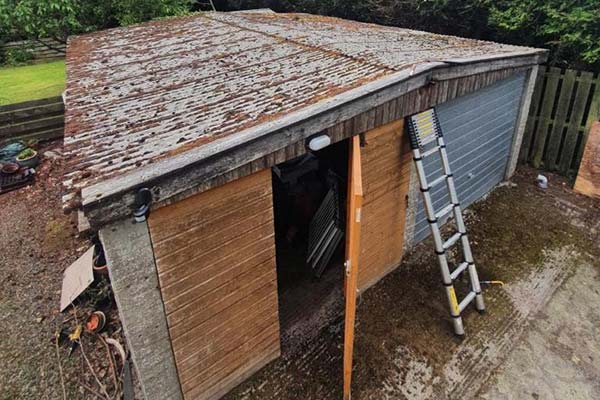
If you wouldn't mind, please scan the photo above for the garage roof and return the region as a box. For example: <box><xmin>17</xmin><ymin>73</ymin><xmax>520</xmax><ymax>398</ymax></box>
<box><xmin>63</xmin><ymin>10</ymin><xmax>546</xmax><ymax>224</ymax></box>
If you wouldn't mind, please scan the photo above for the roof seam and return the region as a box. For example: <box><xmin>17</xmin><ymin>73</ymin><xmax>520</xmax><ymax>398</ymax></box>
<box><xmin>202</xmin><ymin>12</ymin><xmax>399</xmax><ymax>75</ymax></box>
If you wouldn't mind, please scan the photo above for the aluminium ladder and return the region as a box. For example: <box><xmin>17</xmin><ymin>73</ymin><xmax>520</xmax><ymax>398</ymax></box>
<box><xmin>407</xmin><ymin>108</ymin><xmax>485</xmax><ymax>336</ymax></box>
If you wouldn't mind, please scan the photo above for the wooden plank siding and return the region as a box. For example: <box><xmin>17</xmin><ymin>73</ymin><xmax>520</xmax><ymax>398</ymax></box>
<box><xmin>357</xmin><ymin>119</ymin><xmax>412</xmax><ymax>291</ymax></box>
<box><xmin>0</xmin><ymin>97</ymin><xmax>64</xmax><ymax>142</ymax></box>
<box><xmin>147</xmin><ymin>169</ymin><xmax>280</xmax><ymax>400</ymax></box>
<box><xmin>520</xmin><ymin>66</ymin><xmax>600</xmax><ymax>177</ymax></box>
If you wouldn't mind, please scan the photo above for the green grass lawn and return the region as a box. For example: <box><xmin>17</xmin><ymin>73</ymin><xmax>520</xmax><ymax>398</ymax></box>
<box><xmin>0</xmin><ymin>60</ymin><xmax>66</xmax><ymax>106</ymax></box>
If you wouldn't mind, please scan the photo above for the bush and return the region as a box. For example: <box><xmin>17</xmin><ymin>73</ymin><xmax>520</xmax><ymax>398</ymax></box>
<box><xmin>4</xmin><ymin>47</ymin><xmax>34</xmax><ymax>66</ymax></box>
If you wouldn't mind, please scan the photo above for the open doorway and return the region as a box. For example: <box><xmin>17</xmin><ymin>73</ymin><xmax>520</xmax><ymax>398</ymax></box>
<box><xmin>272</xmin><ymin>138</ymin><xmax>349</xmax><ymax>354</ymax></box>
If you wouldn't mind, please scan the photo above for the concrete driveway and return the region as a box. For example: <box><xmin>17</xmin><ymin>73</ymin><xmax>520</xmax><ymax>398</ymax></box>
<box><xmin>480</xmin><ymin>262</ymin><xmax>600</xmax><ymax>400</ymax></box>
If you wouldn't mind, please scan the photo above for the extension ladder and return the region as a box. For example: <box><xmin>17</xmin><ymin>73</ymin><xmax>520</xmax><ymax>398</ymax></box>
<box><xmin>407</xmin><ymin>108</ymin><xmax>485</xmax><ymax>336</ymax></box>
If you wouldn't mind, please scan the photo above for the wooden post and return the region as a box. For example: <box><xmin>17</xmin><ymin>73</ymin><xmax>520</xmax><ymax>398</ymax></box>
<box><xmin>343</xmin><ymin>135</ymin><xmax>363</xmax><ymax>400</ymax></box>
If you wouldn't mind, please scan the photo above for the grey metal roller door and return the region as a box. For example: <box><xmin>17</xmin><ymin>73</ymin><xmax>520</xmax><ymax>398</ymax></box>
<box><xmin>413</xmin><ymin>72</ymin><xmax>526</xmax><ymax>242</ymax></box>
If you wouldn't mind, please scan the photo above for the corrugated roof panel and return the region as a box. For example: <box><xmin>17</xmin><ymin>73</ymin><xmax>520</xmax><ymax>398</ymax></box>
<box><xmin>63</xmin><ymin>11</ymin><xmax>539</xmax><ymax>206</ymax></box>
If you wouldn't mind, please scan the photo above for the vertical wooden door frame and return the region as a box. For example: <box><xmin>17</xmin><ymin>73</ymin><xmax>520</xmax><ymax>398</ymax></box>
<box><xmin>343</xmin><ymin>135</ymin><xmax>363</xmax><ymax>400</ymax></box>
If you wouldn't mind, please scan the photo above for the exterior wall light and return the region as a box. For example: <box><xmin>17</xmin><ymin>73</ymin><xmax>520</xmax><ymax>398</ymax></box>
<box><xmin>133</xmin><ymin>187</ymin><xmax>152</xmax><ymax>223</ymax></box>
<box><xmin>307</xmin><ymin>134</ymin><xmax>331</xmax><ymax>151</ymax></box>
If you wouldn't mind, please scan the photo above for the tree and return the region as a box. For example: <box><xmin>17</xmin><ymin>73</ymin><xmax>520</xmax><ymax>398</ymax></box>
<box><xmin>0</xmin><ymin>0</ymin><xmax>194</xmax><ymax>46</ymax></box>
<box><xmin>115</xmin><ymin>0</ymin><xmax>194</xmax><ymax>26</ymax></box>
<box><xmin>489</xmin><ymin>0</ymin><xmax>600</xmax><ymax>67</ymax></box>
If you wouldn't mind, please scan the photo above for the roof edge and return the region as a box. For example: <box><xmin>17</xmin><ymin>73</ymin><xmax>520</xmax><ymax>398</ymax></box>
<box><xmin>80</xmin><ymin>49</ymin><xmax>547</xmax><ymax>229</ymax></box>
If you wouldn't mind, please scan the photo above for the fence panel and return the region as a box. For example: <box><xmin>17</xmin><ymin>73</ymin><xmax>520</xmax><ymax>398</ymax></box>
<box><xmin>520</xmin><ymin>66</ymin><xmax>600</xmax><ymax>177</ymax></box>
<box><xmin>2</xmin><ymin>39</ymin><xmax>65</xmax><ymax>61</ymax></box>
<box><xmin>0</xmin><ymin>97</ymin><xmax>64</xmax><ymax>142</ymax></box>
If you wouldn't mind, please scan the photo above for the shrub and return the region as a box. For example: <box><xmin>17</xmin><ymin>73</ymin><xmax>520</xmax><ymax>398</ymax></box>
<box><xmin>4</xmin><ymin>47</ymin><xmax>34</xmax><ymax>66</ymax></box>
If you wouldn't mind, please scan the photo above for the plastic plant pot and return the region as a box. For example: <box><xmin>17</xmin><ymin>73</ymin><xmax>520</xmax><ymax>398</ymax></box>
<box><xmin>1</xmin><ymin>162</ymin><xmax>19</xmax><ymax>175</ymax></box>
<box><xmin>85</xmin><ymin>311</ymin><xmax>106</xmax><ymax>333</ymax></box>
<box><xmin>15</xmin><ymin>149</ymin><xmax>39</xmax><ymax>168</ymax></box>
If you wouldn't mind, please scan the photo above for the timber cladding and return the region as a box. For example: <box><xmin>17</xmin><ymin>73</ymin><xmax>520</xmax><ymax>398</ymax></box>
<box><xmin>358</xmin><ymin>119</ymin><xmax>412</xmax><ymax>291</ymax></box>
<box><xmin>147</xmin><ymin>169</ymin><xmax>280</xmax><ymax>400</ymax></box>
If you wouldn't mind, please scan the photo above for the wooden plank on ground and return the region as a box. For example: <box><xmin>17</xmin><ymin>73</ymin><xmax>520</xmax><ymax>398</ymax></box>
<box><xmin>573</xmin><ymin>121</ymin><xmax>600</xmax><ymax>198</ymax></box>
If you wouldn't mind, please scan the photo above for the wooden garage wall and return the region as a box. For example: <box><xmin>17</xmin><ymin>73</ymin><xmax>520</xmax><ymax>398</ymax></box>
<box><xmin>358</xmin><ymin>119</ymin><xmax>412</xmax><ymax>291</ymax></box>
<box><xmin>147</xmin><ymin>169</ymin><xmax>280</xmax><ymax>400</ymax></box>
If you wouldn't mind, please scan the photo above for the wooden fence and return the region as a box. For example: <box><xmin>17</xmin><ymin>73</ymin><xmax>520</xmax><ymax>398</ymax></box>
<box><xmin>520</xmin><ymin>66</ymin><xmax>600</xmax><ymax>177</ymax></box>
<box><xmin>0</xmin><ymin>97</ymin><xmax>64</xmax><ymax>142</ymax></box>
<box><xmin>2</xmin><ymin>39</ymin><xmax>65</xmax><ymax>62</ymax></box>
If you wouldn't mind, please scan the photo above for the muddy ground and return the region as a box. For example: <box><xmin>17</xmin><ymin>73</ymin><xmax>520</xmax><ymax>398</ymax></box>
<box><xmin>224</xmin><ymin>167</ymin><xmax>599</xmax><ymax>400</ymax></box>
<box><xmin>1</xmin><ymin>141</ymin><xmax>598</xmax><ymax>400</ymax></box>
<box><xmin>0</xmin><ymin>141</ymin><xmax>129</xmax><ymax>400</ymax></box>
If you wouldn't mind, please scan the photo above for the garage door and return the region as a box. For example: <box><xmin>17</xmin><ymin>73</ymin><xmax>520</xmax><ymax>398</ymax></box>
<box><xmin>413</xmin><ymin>72</ymin><xmax>526</xmax><ymax>242</ymax></box>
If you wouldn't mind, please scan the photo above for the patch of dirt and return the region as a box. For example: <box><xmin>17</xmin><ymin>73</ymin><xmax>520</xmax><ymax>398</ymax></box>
<box><xmin>224</xmin><ymin>166</ymin><xmax>600</xmax><ymax>400</ymax></box>
<box><xmin>0</xmin><ymin>140</ymin><xmax>129</xmax><ymax>399</ymax></box>
<box><xmin>3</xmin><ymin>141</ymin><xmax>598</xmax><ymax>400</ymax></box>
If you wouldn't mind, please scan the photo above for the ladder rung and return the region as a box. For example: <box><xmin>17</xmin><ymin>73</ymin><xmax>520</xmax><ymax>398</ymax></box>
<box><xmin>443</xmin><ymin>232</ymin><xmax>462</xmax><ymax>249</ymax></box>
<box><xmin>450</xmin><ymin>262</ymin><xmax>469</xmax><ymax>280</ymax></box>
<box><xmin>428</xmin><ymin>174</ymin><xmax>447</xmax><ymax>189</ymax></box>
<box><xmin>421</xmin><ymin>146</ymin><xmax>439</xmax><ymax>158</ymax></box>
<box><xmin>435</xmin><ymin>203</ymin><xmax>454</xmax><ymax>220</ymax></box>
<box><xmin>458</xmin><ymin>291</ymin><xmax>476</xmax><ymax>313</ymax></box>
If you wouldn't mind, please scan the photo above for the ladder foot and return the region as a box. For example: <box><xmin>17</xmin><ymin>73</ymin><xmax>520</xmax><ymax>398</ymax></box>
<box><xmin>477</xmin><ymin>309</ymin><xmax>486</xmax><ymax>315</ymax></box>
<box><xmin>475</xmin><ymin>294</ymin><xmax>485</xmax><ymax>312</ymax></box>
<box><xmin>451</xmin><ymin>317</ymin><xmax>465</xmax><ymax>337</ymax></box>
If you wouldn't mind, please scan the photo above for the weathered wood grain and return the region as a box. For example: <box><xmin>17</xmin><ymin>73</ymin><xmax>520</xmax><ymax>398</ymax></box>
<box><xmin>574</xmin><ymin>121</ymin><xmax>600</xmax><ymax>198</ymax></box>
<box><xmin>532</xmin><ymin>67</ymin><xmax>561</xmax><ymax>168</ymax></box>
<box><xmin>343</xmin><ymin>135</ymin><xmax>363</xmax><ymax>400</ymax></box>
<box><xmin>0</xmin><ymin>96</ymin><xmax>64</xmax><ymax>142</ymax></box>
<box><xmin>522</xmin><ymin>67</ymin><xmax>600</xmax><ymax>177</ymax></box>
<box><xmin>147</xmin><ymin>169</ymin><xmax>280</xmax><ymax>400</ymax></box>
<box><xmin>558</xmin><ymin>72</ymin><xmax>594</xmax><ymax>173</ymax></box>
<box><xmin>357</xmin><ymin>119</ymin><xmax>412</xmax><ymax>291</ymax></box>
<box><xmin>545</xmin><ymin>70</ymin><xmax>576</xmax><ymax>169</ymax></box>
<box><xmin>2</xmin><ymin>38</ymin><xmax>65</xmax><ymax>60</ymax></box>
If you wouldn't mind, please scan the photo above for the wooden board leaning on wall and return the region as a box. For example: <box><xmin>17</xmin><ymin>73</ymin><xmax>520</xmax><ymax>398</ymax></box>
<box><xmin>574</xmin><ymin>121</ymin><xmax>600</xmax><ymax>199</ymax></box>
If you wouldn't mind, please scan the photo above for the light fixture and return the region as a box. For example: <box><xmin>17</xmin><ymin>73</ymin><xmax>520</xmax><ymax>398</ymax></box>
<box><xmin>133</xmin><ymin>187</ymin><xmax>152</xmax><ymax>223</ymax></box>
<box><xmin>307</xmin><ymin>134</ymin><xmax>331</xmax><ymax>151</ymax></box>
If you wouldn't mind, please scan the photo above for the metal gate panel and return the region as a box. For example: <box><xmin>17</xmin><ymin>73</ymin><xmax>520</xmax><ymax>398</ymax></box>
<box><xmin>414</xmin><ymin>73</ymin><xmax>526</xmax><ymax>242</ymax></box>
